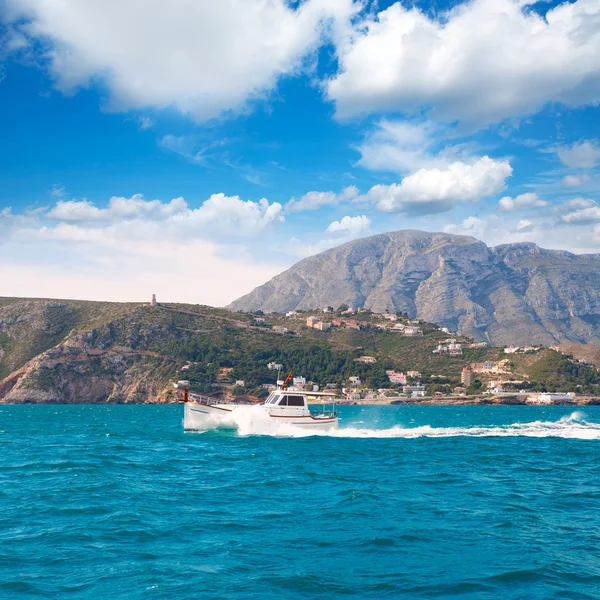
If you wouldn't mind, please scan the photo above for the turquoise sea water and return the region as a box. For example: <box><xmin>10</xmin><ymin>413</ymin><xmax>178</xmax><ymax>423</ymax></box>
<box><xmin>1</xmin><ymin>405</ymin><xmax>600</xmax><ymax>599</ymax></box>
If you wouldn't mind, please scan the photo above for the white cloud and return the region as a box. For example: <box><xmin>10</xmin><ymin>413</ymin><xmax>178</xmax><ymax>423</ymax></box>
<box><xmin>45</xmin><ymin>193</ymin><xmax>284</xmax><ymax>233</ymax></box>
<box><xmin>558</xmin><ymin>140</ymin><xmax>600</xmax><ymax>169</ymax></box>
<box><xmin>328</xmin><ymin>0</ymin><xmax>600</xmax><ymax>126</ymax></box>
<box><xmin>563</xmin><ymin>198</ymin><xmax>597</xmax><ymax>210</ymax></box>
<box><xmin>498</xmin><ymin>192</ymin><xmax>550</xmax><ymax>212</ymax></box>
<box><xmin>6</xmin><ymin>0</ymin><xmax>356</xmax><ymax>121</ymax></box>
<box><xmin>185</xmin><ymin>193</ymin><xmax>284</xmax><ymax>233</ymax></box>
<box><xmin>326</xmin><ymin>215</ymin><xmax>371</xmax><ymax>236</ymax></box>
<box><xmin>443</xmin><ymin>216</ymin><xmax>486</xmax><ymax>237</ymax></box>
<box><xmin>0</xmin><ymin>191</ymin><xmax>288</xmax><ymax>304</ymax></box>
<box><xmin>286</xmin><ymin>185</ymin><xmax>358</xmax><ymax>212</ymax></box>
<box><xmin>562</xmin><ymin>174</ymin><xmax>593</xmax><ymax>187</ymax></box>
<box><xmin>356</xmin><ymin>119</ymin><xmax>478</xmax><ymax>174</ymax></box>
<box><xmin>516</xmin><ymin>219</ymin><xmax>534</xmax><ymax>233</ymax></box>
<box><xmin>559</xmin><ymin>201</ymin><xmax>600</xmax><ymax>224</ymax></box>
<box><xmin>357</xmin><ymin>120</ymin><xmax>440</xmax><ymax>173</ymax></box>
<box><xmin>47</xmin><ymin>194</ymin><xmax>188</xmax><ymax>222</ymax></box>
<box><xmin>362</xmin><ymin>156</ymin><xmax>512</xmax><ymax>214</ymax></box>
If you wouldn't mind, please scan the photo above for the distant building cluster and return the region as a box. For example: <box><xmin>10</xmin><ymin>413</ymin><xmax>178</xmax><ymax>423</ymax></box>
<box><xmin>504</xmin><ymin>346</ymin><xmax>538</xmax><ymax>354</ymax></box>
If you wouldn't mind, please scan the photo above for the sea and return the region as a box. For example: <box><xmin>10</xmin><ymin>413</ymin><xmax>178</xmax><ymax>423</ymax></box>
<box><xmin>1</xmin><ymin>404</ymin><xmax>600</xmax><ymax>599</ymax></box>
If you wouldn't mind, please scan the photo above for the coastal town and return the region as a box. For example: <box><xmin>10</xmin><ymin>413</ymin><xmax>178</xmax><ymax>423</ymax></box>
<box><xmin>171</xmin><ymin>306</ymin><xmax>600</xmax><ymax>406</ymax></box>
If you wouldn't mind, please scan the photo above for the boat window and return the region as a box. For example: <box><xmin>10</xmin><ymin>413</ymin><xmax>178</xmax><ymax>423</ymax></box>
<box><xmin>287</xmin><ymin>395</ymin><xmax>305</xmax><ymax>407</ymax></box>
<box><xmin>267</xmin><ymin>394</ymin><xmax>280</xmax><ymax>404</ymax></box>
<box><xmin>278</xmin><ymin>396</ymin><xmax>288</xmax><ymax>406</ymax></box>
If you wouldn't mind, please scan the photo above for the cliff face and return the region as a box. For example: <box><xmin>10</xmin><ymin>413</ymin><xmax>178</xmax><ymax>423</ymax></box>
<box><xmin>0</xmin><ymin>299</ymin><xmax>184</xmax><ymax>404</ymax></box>
<box><xmin>228</xmin><ymin>230</ymin><xmax>600</xmax><ymax>346</ymax></box>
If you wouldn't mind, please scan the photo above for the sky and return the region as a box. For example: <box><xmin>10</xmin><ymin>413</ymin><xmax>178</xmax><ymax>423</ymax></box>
<box><xmin>0</xmin><ymin>0</ymin><xmax>599</xmax><ymax>306</ymax></box>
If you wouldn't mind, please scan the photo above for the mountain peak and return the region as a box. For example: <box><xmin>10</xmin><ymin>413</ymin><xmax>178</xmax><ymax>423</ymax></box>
<box><xmin>228</xmin><ymin>230</ymin><xmax>600</xmax><ymax>346</ymax></box>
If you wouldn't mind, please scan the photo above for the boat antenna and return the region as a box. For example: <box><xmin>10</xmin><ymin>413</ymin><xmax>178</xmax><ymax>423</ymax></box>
<box><xmin>281</xmin><ymin>371</ymin><xmax>293</xmax><ymax>390</ymax></box>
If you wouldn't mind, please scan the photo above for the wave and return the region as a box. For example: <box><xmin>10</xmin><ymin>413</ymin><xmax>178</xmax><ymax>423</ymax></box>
<box><xmin>190</xmin><ymin>407</ymin><xmax>600</xmax><ymax>440</ymax></box>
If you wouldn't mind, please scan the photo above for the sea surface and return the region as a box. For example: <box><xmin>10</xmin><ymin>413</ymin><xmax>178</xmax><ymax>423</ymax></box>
<box><xmin>1</xmin><ymin>405</ymin><xmax>600</xmax><ymax>599</ymax></box>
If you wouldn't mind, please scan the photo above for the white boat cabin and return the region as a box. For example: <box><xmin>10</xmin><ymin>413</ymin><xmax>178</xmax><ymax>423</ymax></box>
<box><xmin>263</xmin><ymin>390</ymin><xmax>336</xmax><ymax>419</ymax></box>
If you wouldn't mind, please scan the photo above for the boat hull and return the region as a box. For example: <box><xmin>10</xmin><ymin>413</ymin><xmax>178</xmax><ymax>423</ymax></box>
<box><xmin>184</xmin><ymin>401</ymin><xmax>338</xmax><ymax>432</ymax></box>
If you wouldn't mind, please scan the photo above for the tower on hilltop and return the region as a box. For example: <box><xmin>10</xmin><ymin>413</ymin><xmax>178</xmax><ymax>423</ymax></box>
<box><xmin>151</xmin><ymin>294</ymin><xmax>157</xmax><ymax>307</ymax></box>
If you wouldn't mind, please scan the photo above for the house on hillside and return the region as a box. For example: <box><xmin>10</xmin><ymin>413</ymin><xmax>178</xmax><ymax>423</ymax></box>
<box><xmin>386</xmin><ymin>370</ymin><xmax>407</xmax><ymax>385</ymax></box>
<box><xmin>356</xmin><ymin>356</ymin><xmax>377</xmax><ymax>364</ymax></box>
<box><xmin>404</xmin><ymin>326</ymin><xmax>423</xmax><ymax>336</ymax></box>
<box><xmin>306</xmin><ymin>316</ymin><xmax>318</xmax><ymax>327</ymax></box>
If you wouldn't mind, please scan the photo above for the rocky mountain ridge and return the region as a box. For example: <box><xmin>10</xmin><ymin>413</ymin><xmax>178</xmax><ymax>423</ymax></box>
<box><xmin>229</xmin><ymin>230</ymin><xmax>600</xmax><ymax>346</ymax></box>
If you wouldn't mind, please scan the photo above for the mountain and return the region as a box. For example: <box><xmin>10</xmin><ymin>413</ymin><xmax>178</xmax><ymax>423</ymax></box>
<box><xmin>228</xmin><ymin>230</ymin><xmax>600</xmax><ymax>346</ymax></box>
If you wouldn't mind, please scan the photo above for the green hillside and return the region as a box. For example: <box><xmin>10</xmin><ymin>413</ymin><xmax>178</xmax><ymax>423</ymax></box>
<box><xmin>0</xmin><ymin>297</ymin><xmax>598</xmax><ymax>403</ymax></box>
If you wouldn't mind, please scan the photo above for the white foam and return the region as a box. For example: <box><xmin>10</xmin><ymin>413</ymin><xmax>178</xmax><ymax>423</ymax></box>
<box><xmin>205</xmin><ymin>408</ymin><xmax>600</xmax><ymax>440</ymax></box>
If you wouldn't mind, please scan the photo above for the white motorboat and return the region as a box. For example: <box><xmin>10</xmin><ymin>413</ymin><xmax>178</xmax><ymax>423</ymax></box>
<box><xmin>183</xmin><ymin>388</ymin><xmax>338</xmax><ymax>432</ymax></box>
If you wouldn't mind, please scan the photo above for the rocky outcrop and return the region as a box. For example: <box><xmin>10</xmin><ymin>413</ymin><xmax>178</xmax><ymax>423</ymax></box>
<box><xmin>228</xmin><ymin>230</ymin><xmax>600</xmax><ymax>346</ymax></box>
<box><xmin>0</xmin><ymin>298</ymin><xmax>179</xmax><ymax>404</ymax></box>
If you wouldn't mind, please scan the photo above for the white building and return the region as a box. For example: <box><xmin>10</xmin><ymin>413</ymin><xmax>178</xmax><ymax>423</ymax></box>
<box><xmin>349</xmin><ymin>376</ymin><xmax>362</xmax><ymax>385</ymax></box>
<box><xmin>235</xmin><ymin>380</ymin><xmax>245</xmax><ymax>387</ymax></box>
<box><xmin>532</xmin><ymin>392</ymin><xmax>576</xmax><ymax>404</ymax></box>
<box><xmin>267</xmin><ymin>362</ymin><xmax>283</xmax><ymax>370</ymax></box>
<box><xmin>504</xmin><ymin>346</ymin><xmax>519</xmax><ymax>354</ymax></box>
<box><xmin>286</xmin><ymin>310</ymin><xmax>298</xmax><ymax>317</ymax></box>
<box><xmin>293</xmin><ymin>376</ymin><xmax>306</xmax><ymax>386</ymax></box>
<box><xmin>404</xmin><ymin>326</ymin><xmax>423</xmax><ymax>336</ymax></box>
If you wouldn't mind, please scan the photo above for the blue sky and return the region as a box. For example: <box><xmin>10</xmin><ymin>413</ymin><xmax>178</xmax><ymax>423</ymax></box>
<box><xmin>1</xmin><ymin>0</ymin><xmax>599</xmax><ymax>305</ymax></box>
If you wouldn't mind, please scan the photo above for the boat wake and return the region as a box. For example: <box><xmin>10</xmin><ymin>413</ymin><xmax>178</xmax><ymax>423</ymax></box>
<box><xmin>191</xmin><ymin>408</ymin><xmax>600</xmax><ymax>440</ymax></box>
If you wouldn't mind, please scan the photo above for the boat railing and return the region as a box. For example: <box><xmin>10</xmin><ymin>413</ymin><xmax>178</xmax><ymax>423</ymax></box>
<box><xmin>188</xmin><ymin>392</ymin><xmax>221</xmax><ymax>406</ymax></box>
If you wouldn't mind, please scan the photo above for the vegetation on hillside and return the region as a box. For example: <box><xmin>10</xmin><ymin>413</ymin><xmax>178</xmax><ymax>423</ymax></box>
<box><xmin>1</xmin><ymin>297</ymin><xmax>599</xmax><ymax>402</ymax></box>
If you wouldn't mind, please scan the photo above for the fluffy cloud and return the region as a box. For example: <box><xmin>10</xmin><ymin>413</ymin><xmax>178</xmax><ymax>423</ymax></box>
<box><xmin>328</xmin><ymin>0</ymin><xmax>600</xmax><ymax>126</ymax></box>
<box><xmin>362</xmin><ymin>157</ymin><xmax>512</xmax><ymax>215</ymax></box>
<box><xmin>326</xmin><ymin>215</ymin><xmax>371</xmax><ymax>236</ymax></box>
<box><xmin>516</xmin><ymin>219</ymin><xmax>534</xmax><ymax>233</ymax></box>
<box><xmin>443</xmin><ymin>216</ymin><xmax>485</xmax><ymax>237</ymax></box>
<box><xmin>286</xmin><ymin>186</ymin><xmax>358</xmax><ymax>212</ymax></box>
<box><xmin>47</xmin><ymin>194</ymin><xmax>188</xmax><ymax>222</ymax></box>
<box><xmin>558</xmin><ymin>140</ymin><xmax>600</xmax><ymax>169</ymax></box>
<box><xmin>559</xmin><ymin>201</ymin><xmax>600</xmax><ymax>224</ymax></box>
<box><xmin>45</xmin><ymin>193</ymin><xmax>283</xmax><ymax>233</ymax></box>
<box><xmin>562</xmin><ymin>174</ymin><xmax>593</xmax><ymax>188</ymax></box>
<box><xmin>498</xmin><ymin>193</ymin><xmax>550</xmax><ymax>212</ymax></box>
<box><xmin>0</xmin><ymin>191</ymin><xmax>288</xmax><ymax>304</ymax></box>
<box><xmin>5</xmin><ymin>0</ymin><xmax>355</xmax><ymax>121</ymax></box>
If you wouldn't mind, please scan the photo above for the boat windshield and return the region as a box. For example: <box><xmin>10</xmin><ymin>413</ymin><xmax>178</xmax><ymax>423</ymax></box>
<box><xmin>266</xmin><ymin>393</ymin><xmax>281</xmax><ymax>404</ymax></box>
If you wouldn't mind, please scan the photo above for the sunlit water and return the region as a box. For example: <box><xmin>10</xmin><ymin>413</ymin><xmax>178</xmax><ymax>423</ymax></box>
<box><xmin>1</xmin><ymin>405</ymin><xmax>600</xmax><ymax>599</ymax></box>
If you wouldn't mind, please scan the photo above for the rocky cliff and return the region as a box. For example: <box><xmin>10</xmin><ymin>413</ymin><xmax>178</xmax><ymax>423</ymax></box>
<box><xmin>228</xmin><ymin>230</ymin><xmax>600</xmax><ymax>346</ymax></box>
<box><xmin>0</xmin><ymin>298</ymin><xmax>186</xmax><ymax>404</ymax></box>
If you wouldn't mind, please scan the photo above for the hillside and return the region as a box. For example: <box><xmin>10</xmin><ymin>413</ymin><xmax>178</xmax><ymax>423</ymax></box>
<box><xmin>228</xmin><ymin>230</ymin><xmax>600</xmax><ymax>347</ymax></box>
<box><xmin>1</xmin><ymin>297</ymin><xmax>599</xmax><ymax>403</ymax></box>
